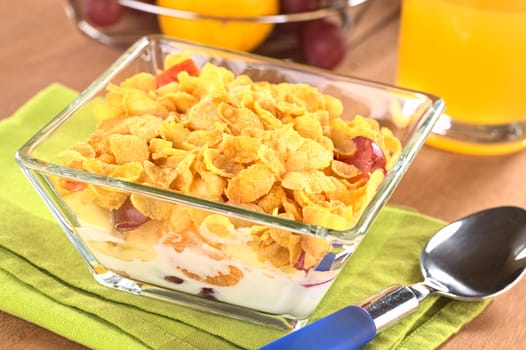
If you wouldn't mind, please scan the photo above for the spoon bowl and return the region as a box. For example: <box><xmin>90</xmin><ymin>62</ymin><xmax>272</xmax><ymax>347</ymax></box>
<box><xmin>421</xmin><ymin>206</ymin><xmax>526</xmax><ymax>300</ymax></box>
<box><xmin>261</xmin><ymin>206</ymin><xmax>526</xmax><ymax>349</ymax></box>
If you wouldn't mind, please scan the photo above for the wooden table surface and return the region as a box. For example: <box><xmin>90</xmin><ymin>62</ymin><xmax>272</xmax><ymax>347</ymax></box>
<box><xmin>1</xmin><ymin>0</ymin><xmax>525</xmax><ymax>349</ymax></box>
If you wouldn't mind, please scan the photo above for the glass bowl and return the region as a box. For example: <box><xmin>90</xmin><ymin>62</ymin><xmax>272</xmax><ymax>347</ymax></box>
<box><xmin>15</xmin><ymin>35</ymin><xmax>443</xmax><ymax>330</ymax></box>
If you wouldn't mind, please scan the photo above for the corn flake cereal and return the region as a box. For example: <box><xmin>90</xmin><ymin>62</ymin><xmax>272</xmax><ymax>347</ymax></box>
<box><xmin>59</xmin><ymin>53</ymin><xmax>402</xmax><ymax>272</ymax></box>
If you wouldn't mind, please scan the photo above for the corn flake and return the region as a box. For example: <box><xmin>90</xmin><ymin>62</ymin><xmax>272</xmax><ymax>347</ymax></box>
<box><xmin>109</xmin><ymin>134</ymin><xmax>149</xmax><ymax>165</ymax></box>
<box><xmin>225</xmin><ymin>164</ymin><xmax>276</xmax><ymax>203</ymax></box>
<box><xmin>221</xmin><ymin>135</ymin><xmax>261</xmax><ymax>164</ymax></box>
<box><xmin>281</xmin><ymin>171</ymin><xmax>336</xmax><ymax>194</ymax></box>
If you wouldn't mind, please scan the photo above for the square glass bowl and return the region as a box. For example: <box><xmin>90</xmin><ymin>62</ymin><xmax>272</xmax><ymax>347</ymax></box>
<box><xmin>15</xmin><ymin>35</ymin><xmax>444</xmax><ymax>330</ymax></box>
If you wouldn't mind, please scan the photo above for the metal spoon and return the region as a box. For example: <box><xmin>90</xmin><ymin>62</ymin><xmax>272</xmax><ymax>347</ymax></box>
<box><xmin>261</xmin><ymin>206</ymin><xmax>526</xmax><ymax>350</ymax></box>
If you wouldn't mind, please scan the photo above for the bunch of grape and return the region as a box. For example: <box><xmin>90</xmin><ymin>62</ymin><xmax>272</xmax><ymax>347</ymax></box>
<box><xmin>281</xmin><ymin>0</ymin><xmax>347</xmax><ymax>69</ymax></box>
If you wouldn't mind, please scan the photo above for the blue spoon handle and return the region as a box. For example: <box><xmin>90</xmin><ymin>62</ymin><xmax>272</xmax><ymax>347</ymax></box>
<box><xmin>259</xmin><ymin>305</ymin><xmax>376</xmax><ymax>350</ymax></box>
<box><xmin>260</xmin><ymin>285</ymin><xmax>424</xmax><ymax>350</ymax></box>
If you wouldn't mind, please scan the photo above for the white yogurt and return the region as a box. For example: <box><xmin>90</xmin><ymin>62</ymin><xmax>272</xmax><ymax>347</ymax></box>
<box><xmin>67</xmin><ymin>192</ymin><xmax>342</xmax><ymax>317</ymax></box>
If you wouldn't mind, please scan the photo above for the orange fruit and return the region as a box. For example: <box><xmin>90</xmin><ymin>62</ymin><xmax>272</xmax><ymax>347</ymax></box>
<box><xmin>156</xmin><ymin>0</ymin><xmax>279</xmax><ymax>52</ymax></box>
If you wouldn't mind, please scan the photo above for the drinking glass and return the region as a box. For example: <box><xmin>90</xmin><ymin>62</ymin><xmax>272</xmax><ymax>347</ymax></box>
<box><xmin>397</xmin><ymin>0</ymin><xmax>526</xmax><ymax>155</ymax></box>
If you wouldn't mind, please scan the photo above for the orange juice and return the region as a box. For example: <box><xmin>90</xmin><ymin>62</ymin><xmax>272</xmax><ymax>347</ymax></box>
<box><xmin>397</xmin><ymin>0</ymin><xmax>526</xmax><ymax>155</ymax></box>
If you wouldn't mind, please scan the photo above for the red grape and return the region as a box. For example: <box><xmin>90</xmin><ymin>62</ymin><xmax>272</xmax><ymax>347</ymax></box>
<box><xmin>337</xmin><ymin>136</ymin><xmax>387</xmax><ymax>178</ymax></box>
<box><xmin>298</xmin><ymin>18</ymin><xmax>347</xmax><ymax>69</ymax></box>
<box><xmin>111</xmin><ymin>197</ymin><xmax>149</xmax><ymax>232</ymax></box>
<box><xmin>81</xmin><ymin>0</ymin><xmax>125</xmax><ymax>27</ymax></box>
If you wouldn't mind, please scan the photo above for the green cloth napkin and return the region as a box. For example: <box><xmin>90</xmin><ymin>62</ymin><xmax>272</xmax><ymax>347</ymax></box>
<box><xmin>0</xmin><ymin>84</ymin><xmax>489</xmax><ymax>350</ymax></box>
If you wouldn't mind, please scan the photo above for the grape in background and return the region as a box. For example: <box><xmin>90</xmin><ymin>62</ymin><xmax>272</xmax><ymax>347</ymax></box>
<box><xmin>299</xmin><ymin>18</ymin><xmax>347</xmax><ymax>69</ymax></box>
<box><xmin>281</xmin><ymin>0</ymin><xmax>347</xmax><ymax>69</ymax></box>
<box><xmin>81</xmin><ymin>0</ymin><xmax>125</xmax><ymax>27</ymax></box>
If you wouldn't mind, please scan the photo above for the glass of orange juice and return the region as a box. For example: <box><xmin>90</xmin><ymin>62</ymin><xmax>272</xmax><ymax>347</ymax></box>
<box><xmin>397</xmin><ymin>0</ymin><xmax>526</xmax><ymax>155</ymax></box>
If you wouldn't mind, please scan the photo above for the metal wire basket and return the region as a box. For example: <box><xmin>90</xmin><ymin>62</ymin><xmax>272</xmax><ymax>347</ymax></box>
<box><xmin>65</xmin><ymin>0</ymin><xmax>370</xmax><ymax>66</ymax></box>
